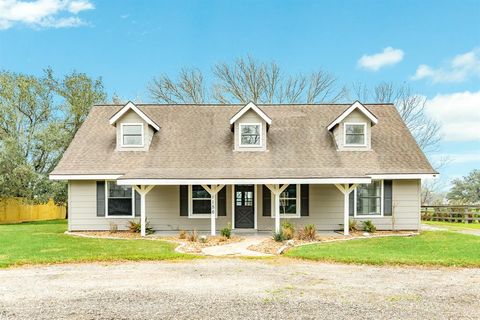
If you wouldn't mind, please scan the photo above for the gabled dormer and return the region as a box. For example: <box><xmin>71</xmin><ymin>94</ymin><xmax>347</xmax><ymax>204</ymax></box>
<box><xmin>230</xmin><ymin>102</ymin><xmax>272</xmax><ymax>151</ymax></box>
<box><xmin>327</xmin><ymin>101</ymin><xmax>378</xmax><ymax>151</ymax></box>
<box><xmin>109</xmin><ymin>101</ymin><xmax>160</xmax><ymax>151</ymax></box>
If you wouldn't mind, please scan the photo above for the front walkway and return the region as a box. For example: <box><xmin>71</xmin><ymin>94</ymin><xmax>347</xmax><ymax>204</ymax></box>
<box><xmin>202</xmin><ymin>236</ymin><xmax>271</xmax><ymax>256</ymax></box>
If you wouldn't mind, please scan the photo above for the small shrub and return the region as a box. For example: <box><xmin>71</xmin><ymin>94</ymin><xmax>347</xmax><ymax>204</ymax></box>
<box><xmin>281</xmin><ymin>220</ymin><xmax>295</xmax><ymax>240</ymax></box>
<box><xmin>178</xmin><ymin>230</ymin><xmax>187</xmax><ymax>239</ymax></box>
<box><xmin>349</xmin><ymin>219</ymin><xmax>358</xmax><ymax>232</ymax></box>
<box><xmin>362</xmin><ymin>220</ymin><xmax>377</xmax><ymax>233</ymax></box>
<box><xmin>128</xmin><ymin>220</ymin><xmax>154</xmax><ymax>235</ymax></box>
<box><xmin>199</xmin><ymin>235</ymin><xmax>208</xmax><ymax>243</ymax></box>
<box><xmin>187</xmin><ymin>230</ymin><xmax>198</xmax><ymax>242</ymax></box>
<box><xmin>220</xmin><ymin>223</ymin><xmax>232</xmax><ymax>239</ymax></box>
<box><xmin>297</xmin><ymin>224</ymin><xmax>317</xmax><ymax>241</ymax></box>
<box><xmin>273</xmin><ymin>231</ymin><xmax>286</xmax><ymax>242</ymax></box>
<box><xmin>109</xmin><ymin>222</ymin><xmax>118</xmax><ymax>233</ymax></box>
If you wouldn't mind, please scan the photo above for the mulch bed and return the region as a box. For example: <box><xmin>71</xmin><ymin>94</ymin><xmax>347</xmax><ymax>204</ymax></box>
<box><xmin>248</xmin><ymin>230</ymin><xmax>418</xmax><ymax>255</ymax></box>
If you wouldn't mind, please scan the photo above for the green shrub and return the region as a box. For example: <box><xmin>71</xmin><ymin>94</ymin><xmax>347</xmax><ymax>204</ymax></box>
<box><xmin>273</xmin><ymin>231</ymin><xmax>287</xmax><ymax>242</ymax></box>
<box><xmin>220</xmin><ymin>223</ymin><xmax>232</xmax><ymax>239</ymax></box>
<box><xmin>362</xmin><ymin>220</ymin><xmax>377</xmax><ymax>233</ymax></box>
<box><xmin>349</xmin><ymin>219</ymin><xmax>358</xmax><ymax>232</ymax></box>
<box><xmin>281</xmin><ymin>220</ymin><xmax>295</xmax><ymax>240</ymax></box>
<box><xmin>128</xmin><ymin>220</ymin><xmax>154</xmax><ymax>235</ymax></box>
<box><xmin>297</xmin><ymin>224</ymin><xmax>317</xmax><ymax>241</ymax></box>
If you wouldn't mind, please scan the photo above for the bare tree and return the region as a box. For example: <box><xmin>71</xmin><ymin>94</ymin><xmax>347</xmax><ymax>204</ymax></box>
<box><xmin>148</xmin><ymin>56</ymin><xmax>346</xmax><ymax>104</ymax></box>
<box><xmin>350</xmin><ymin>82</ymin><xmax>440</xmax><ymax>153</ymax></box>
<box><xmin>149</xmin><ymin>68</ymin><xmax>206</xmax><ymax>104</ymax></box>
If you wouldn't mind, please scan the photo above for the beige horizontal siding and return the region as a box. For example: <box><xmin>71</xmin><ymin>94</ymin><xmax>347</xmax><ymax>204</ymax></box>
<box><xmin>68</xmin><ymin>180</ymin><xmax>420</xmax><ymax>232</ymax></box>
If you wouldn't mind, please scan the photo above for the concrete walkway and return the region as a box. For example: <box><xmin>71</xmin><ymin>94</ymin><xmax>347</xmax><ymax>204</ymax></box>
<box><xmin>202</xmin><ymin>236</ymin><xmax>271</xmax><ymax>256</ymax></box>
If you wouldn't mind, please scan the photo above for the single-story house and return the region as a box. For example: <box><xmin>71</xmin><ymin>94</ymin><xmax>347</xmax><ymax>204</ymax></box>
<box><xmin>50</xmin><ymin>101</ymin><xmax>437</xmax><ymax>236</ymax></box>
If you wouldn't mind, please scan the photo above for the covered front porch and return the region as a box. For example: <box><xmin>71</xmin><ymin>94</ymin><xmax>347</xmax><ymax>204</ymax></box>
<box><xmin>118</xmin><ymin>178</ymin><xmax>369</xmax><ymax>237</ymax></box>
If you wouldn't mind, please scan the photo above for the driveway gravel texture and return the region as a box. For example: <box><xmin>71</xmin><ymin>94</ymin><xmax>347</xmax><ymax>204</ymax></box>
<box><xmin>0</xmin><ymin>259</ymin><xmax>479</xmax><ymax>320</ymax></box>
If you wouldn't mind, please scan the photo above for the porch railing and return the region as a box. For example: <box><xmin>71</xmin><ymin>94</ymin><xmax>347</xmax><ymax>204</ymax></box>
<box><xmin>421</xmin><ymin>205</ymin><xmax>480</xmax><ymax>224</ymax></box>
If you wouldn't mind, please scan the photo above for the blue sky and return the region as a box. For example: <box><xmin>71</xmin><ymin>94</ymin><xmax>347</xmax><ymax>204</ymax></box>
<box><xmin>0</xmin><ymin>0</ymin><xmax>479</xmax><ymax>187</ymax></box>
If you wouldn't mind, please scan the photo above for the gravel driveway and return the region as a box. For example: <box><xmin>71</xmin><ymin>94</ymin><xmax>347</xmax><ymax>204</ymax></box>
<box><xmin>0</xmin><ymin>259</ymin><xmax>479</xmax><ymax>319</ymax></box>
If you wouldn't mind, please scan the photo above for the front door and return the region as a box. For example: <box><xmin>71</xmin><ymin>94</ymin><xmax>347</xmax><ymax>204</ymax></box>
<box><xmin>234</xmin><ymin>185</ymin><xmax>255</xmax><ymax>228</ymax></box>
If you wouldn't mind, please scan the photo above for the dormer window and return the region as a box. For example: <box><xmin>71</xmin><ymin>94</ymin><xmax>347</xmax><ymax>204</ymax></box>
<box><xmin>239</xmin><ymin>123</ymin><xmax>262</xmax><ymax>147</ymax></box>
<box><xmin>344</xmin><ymin>123</ymin><xmax>366</xmax><ymax>146</ymax></box>
<box><xmin>121</xmin><ymin>123</ymin><xmax>144</xmax><ymax>147</ymax></box>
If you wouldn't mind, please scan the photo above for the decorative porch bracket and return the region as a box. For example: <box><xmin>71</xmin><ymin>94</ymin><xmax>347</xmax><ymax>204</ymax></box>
<box><xmin>334</xmin><ymin>184</ymin><xmax>357</xmax><ymax>236</ymax></box>
<box><xmin>133</xmin><ymin>185</ymin><xmax>155</xmax><ymax>237</ymax></box>
<box><xmin>265</xmin><ymin>184</ymin><xmax>289</xmax><ymax>234</ymax></box>
<box><xmin>202</xmin><ymin>184</ymin><xmax>225</xmax><ymax>236</ymax></box>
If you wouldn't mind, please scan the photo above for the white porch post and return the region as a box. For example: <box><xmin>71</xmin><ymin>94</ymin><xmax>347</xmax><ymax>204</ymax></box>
<box><xmin>134</xmin><ymin>185</ymin><xmax>154</xmax><ymax>237</ymax></box>
<box><xmin>265</xmin><ymin>184</ymin><xmax>289</xmax><ymax>234</ymax></box>
<box><xmin>202</xmin><ymin>184</ymin><xmax>225</xmax><ymax>236</ymax></box>
<box><xmin>211</xmin><ymin>193</ymin><xmax>216</xmax><ymax>236</ymax></box>
<box><xmin>335</xmin><ymin>184</ymin><xmax>357</xmax><ymax>236</ymax></box>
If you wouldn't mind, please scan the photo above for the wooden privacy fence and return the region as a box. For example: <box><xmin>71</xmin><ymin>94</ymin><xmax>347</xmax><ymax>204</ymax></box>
<box><xmin>421</xmin><ymin>205</ymin><xmax>480</xmax><ymax>224</ymax></box>
<box><xmin>0</xmin><ymin>198</ymin><xmax>66</xmax><ymax>224</ymax></box>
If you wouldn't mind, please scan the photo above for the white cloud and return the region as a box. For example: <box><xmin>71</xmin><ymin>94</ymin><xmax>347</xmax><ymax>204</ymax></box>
<box><xmin>357</xmin><ymin>47</ymin><xmax>404</xmax><ymax>71</ymax></box>
<box><xmin>425</xmin><ymin>91</ymin><xmax>480</xmax><ymax>142</ymax></box>
<box><xmin>412</xmin><ymin>49</ymin><xmax>480</xmax><ymax>83</ymax></box>
<box><xmin>0</xmin><ymin>0</ymin><xmax>94</xmax><ymax>30</ymax></box>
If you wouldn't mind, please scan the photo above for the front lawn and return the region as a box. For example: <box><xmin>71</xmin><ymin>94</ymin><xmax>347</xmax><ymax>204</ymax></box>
<box><xmin>423</xmin><ymin>221</ymin><xmax>480</xmax><ymax>231</ymax></box>
<box><xmin>285</xmin><ymin>231</ymin><xmax>480</xmax><ymax>267</ymax></box>
<box><xmin>0</xmin><ymin>220</ymin><xmax>196</xmax><ymax>268</ymax></box>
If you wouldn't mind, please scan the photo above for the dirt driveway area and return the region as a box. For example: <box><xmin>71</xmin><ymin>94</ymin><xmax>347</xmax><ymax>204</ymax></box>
<box><xmin>0</xmin><ymin>259</ymin><xmax>479</xmax><ymax>319</ymax></box>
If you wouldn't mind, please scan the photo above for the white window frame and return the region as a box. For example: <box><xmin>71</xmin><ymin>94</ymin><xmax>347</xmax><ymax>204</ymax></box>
<box><xmin>344</xmin><ymin>122</ymin><xmax>367</xmax><ymax>147</ymax></box>
<box><xmin>188</xmin><ymin>185</ymin><xmax>217</xmax><ymax>219</ymax></box>
<box><xmin>105</xmin><ymin>180</ymin><xmax>135</xmax><ymax>218</ymax></box>
<box><xmin>271</xmin><ymin>184</ymin><xmax>301</xmax><ymax>219</ymax></box>
<box><xmin>354</xmin><ymin>180</ymin><xmax>384</xmax><ymax>218</ymax></box>
<box><xmin>238</xmin><ymin>123</ymin><xmax>262</xmax><ymax>148</ymax></box>
<box><xmin>120</xmin><ymin>123</ymin><xmax>145</xmax><ymax>148</ymax></box>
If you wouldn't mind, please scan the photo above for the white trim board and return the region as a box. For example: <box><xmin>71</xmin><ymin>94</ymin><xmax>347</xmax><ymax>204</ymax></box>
<box><xmin>50</xmin><ymin>174</ymin><xmax>123</xmax><ymax>180</ymax></box>
<box><xmin>327</xmin><ymin>101</ymin><xmax>378</xmax><ymax>131</ymax></box>
<box><xmin>109</xmin><ymin>101</ymin><xmax>160</xmax><ymax>131</ymax></box>
<box><xmin>368</xmin><ymin>174</ymin><xmax>437</xmax><ymax>179</ymax></box>
<box><xmin>117</xmin><ymin>178</ymin><xmax>372</xmax><ymax>185</ymax></box>
<box><xmin>229</xmin><ymin>102</ymin><xmax>272</xmax><ymax>125</ymax></box>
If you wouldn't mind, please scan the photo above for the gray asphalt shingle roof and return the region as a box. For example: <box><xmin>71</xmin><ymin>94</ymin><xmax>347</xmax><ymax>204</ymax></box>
<box><xmin>51</xmin><ymin>103</ymin><xmax>436</xmax><ymax>179</ymax></box>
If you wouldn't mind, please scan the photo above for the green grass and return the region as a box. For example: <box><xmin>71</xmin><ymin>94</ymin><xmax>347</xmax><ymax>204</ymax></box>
<box><xmin>285</xmin><ymin>231</ymin><xmax>480</xmax><ymax>267</ymax></box>
<box><xmin>423</xmin><ymin>221</ymin><xmax>480</xmax><ymax>230</ymax></box>
<box><xmin>0</xmin><ymin>220</ymin><xmax>196</xmax><ymax>268</ymax></box>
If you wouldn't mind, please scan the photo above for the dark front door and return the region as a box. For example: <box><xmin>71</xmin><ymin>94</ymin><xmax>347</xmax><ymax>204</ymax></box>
<box><xmin>235</xmin><ymin>185</ymin><xmax>255</xmax><ymax>228</ymax></box>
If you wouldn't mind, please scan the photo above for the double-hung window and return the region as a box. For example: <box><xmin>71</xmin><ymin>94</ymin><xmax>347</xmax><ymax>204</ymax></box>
<box><xmin>274</xmin><ymin>184</ymin><xmax>300</xmax><ymax>218</ymax></box>
<box><xmin>239</xmin><ymin>123</ymin><xmax>261</xmax><ymax>147</ymax></box>
<box><xmin>189</xmin><ymin>185</ymin><xmax>213</xmax><ymax>218</ymax></box>
<box><xmin>106</xmin><ymin>181</ymin><xmax>134</xmax><ymax>217</ymax></box>
<box><xmin>355</xmin><ymin>180</ymin><xmax>382</xmax><ymax>217</ymax></box>
<box><xmin>121</xmin><ymin>123</ymin><xmax>144</xmax><ymax>147</ymax></box>
<box><xmin>344</xmin><ymin>123</ymin><xmax>366</xmax><ymax>146</ymax></box>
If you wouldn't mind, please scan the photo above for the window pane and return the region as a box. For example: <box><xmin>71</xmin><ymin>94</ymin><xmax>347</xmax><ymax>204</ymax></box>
<box><xmin>346</xmin><ymin>134</ymin><xmax>365</xmax><ymax>145</ymax></box>
<box><xmin>123</xmin><ymin>135</ymin><xmax>142</xmax><ymax>146</ymax></box>
<box><xmin>244</xmin><ymin>191</ymin><xmax>253</xmax><ymax>206</ymax></box>
<box><xmin>123</xmin><ymin>125</ymin><xmax>142</xmax><ymax>134</ymax></box>
<box><xmin>193</xmin><ymin>199</ymin><xmax>211</xmax><ymax>214</ymax></box>
<box><xmin>240</xmin><ymin>125</ymin><xmax>261</xmax><ymax>145</ymax></box>
<box><xmin>346</xmin><ymin>124</ymin><xmax>364</xmax><ymax>134</ymax></box>
<box><xmin>280</xmin><ymin>184</ymin><xmax>297</xmax><ymax>199</ymax></box>
<box><xmin>356</xmin><ymin>181</ymin><xmax>381</xmax><ymax>216</ymax></box>
<box><xmin>192</xmin><ymin>185</ymin><xmax>210</xmax><ymax>199</ymax></box>
<box><xmin>108</xmin><ymin>199</ymin><xmax>132</xmax><ymax>216</ymax></box>
<box><xmin>108</xmin><ymin>183</ymin><xmax>132</xmax><ymax>198</ymax></box>
<box><xmin>280</xmin><ymin>199</ymin><xmax>297</xmax><ymax>214</ymax></box>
